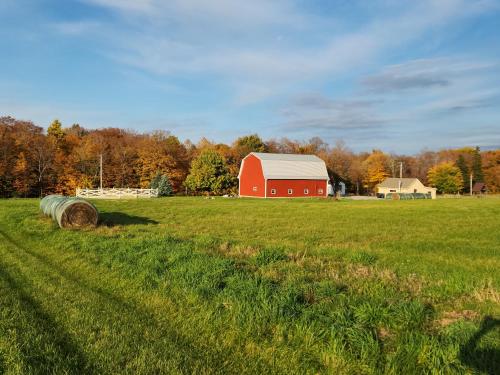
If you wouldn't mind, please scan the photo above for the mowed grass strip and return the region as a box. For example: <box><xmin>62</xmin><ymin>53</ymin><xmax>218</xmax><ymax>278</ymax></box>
<box><xmin>0</xmin><ymin>197</ymin><xmax>499</xmax><ymax>374</ymax></box>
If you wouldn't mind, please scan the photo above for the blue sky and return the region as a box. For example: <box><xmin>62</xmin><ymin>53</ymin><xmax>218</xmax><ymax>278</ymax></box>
<box><xmin>1</xmin><ymin>0</ymin><xmax>500</xmax><ymax>153</ymax></box>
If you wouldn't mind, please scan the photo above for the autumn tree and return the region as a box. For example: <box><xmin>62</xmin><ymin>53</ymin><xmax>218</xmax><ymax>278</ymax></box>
<box><xmin>0</xmin><ymin>117</ymin><xmax>19</xmax><ymax>197</ymax></box>
<box><xmin>414</xmin><ymin>150</ymin><xmax>438</xmax><ymax>184</ymax></box>
<box><xmin>47</xmin><ymin>119</ymin><xmax>64</xmax><ymax>143</ymax></box>
<box><xmin>1</xmin><ymin>115</ymin><xmax>498</xmax><ymax>198</ymax></box>
<box><xmin>31</xmin><ymin>134</ymin><xmax>55</xmax><ymax>196</ymax></box>
<box><xmin>324</xmin><ymin>140</ymin><xmax>353</xmax><ymax>190</ymax></box>
<box><xmin>482</xmin><ymin>150</ymin><xmax>500</xmax><ymax>193</ymax></box>
<box><xmin>7</xmin><ymin>119</ymin><xmax>54</xmax><ymax>196</ymax></box>
<box><xmin>427</xmin><ymin>162</ymin><xmax>463</xmax><ymax>194</ymax></box>
<box><xmin>362</xmin><ymin>150</ymin><xmax>390</xmax><ymax>192</ymax></box>
<box><xmin>137</xmin><ymin>131</ymin><xmax>190</xmax><ymax>192</ymax></box>
<box><xmin>184</xmin><ymin>149</ymin><xmax>234</xmax><ymax>195</ymax></box>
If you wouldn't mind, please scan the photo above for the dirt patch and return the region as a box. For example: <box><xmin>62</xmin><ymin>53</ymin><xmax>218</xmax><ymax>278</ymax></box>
<box><xmin>473</xmin><ymin>280</ymin><xmax>500</xmax><ymax>303</ymax></box>
<box><xmin>436</xmin><ymin>310</ymin><xmax>479</xmax><ymax>327</ymax></box>
<box><xmin>218</xmin><ymin>242</ymin><xmax>259</xmax><ymax>258</ymax></box>
<box><xmin>378</xmin><ymin>327</ymin><xmax>393</xmax><ymax>340</ymax></box>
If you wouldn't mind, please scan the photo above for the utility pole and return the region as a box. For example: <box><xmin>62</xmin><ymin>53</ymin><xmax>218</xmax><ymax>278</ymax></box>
<box><xmin>470</xmin><ymin>173</ymin><xmax>473</xmax><ymax>196</ymax></box>
<box><xmin>100</xmin><ymin>154</ymin><xmax>103</xmax><ymax>191</ymax></box>
<box><xmin>398</xmin><ymin>161</ymin><xmax>403</xmax><ymax>192</ymax></box>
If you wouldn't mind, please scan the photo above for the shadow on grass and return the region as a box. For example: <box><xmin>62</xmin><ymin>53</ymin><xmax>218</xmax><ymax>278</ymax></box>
<box><xmin>99</xmin><ymin>212</ymin><xmax>159</xmax><ymax>226</ymax></box>
<box><xmin>459</xmin><ymin>316</ymin><xmax>500</xmax><ymax>375</ymax></box>
<box><xmin>0</xmin><ymin>228</ymin><xmax>235</xmax><ymax>373</ymax></box>
<box><xmin>0</xmin><ymin>266</ymin><xmax>95</xmax><ymax>374</ymax></box>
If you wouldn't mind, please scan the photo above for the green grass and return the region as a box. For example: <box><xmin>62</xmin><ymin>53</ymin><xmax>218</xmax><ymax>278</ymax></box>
<box><xmin>0</xmin><ymin>197</ymin><xmax>499</xmax><ymax>374</ymax></box>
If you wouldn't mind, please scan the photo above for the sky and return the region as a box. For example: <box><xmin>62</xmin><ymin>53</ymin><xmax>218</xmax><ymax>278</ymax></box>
<box><xmin>1</xmin><ymin>0</ymin><xmax>500</xmax><ymax>153</ymax></box>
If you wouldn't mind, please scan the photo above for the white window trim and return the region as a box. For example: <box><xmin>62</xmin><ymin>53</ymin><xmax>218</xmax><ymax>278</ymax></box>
<box><xmin>304</xmin><ymin>188</ymin><xmax>309</xmax><ymax>195</ymax></box>
<box><xmin>288</xmin><ymin>188</ymin><xmax>293</xmax><ymax>195</ymax></box>
<box><xmin>271</xmin><ymin>189</ymin><xmax>276</xmax><ymax>195</ymax></box>
<box><xmin>318</xmin><ymin>188</ymin><xmax>323</xmax><ymax>194</ymax></box>
<box><xmin>252</xmin><ymin>186</ymin><xmax>258</xmax><ymax>192</ymax></box>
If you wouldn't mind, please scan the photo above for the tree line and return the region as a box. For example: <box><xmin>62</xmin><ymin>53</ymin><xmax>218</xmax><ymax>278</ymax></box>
<box><xmin>1</xmin><ymin>116</ymin><xmax>498</xmax><ymax>197</ymax></box>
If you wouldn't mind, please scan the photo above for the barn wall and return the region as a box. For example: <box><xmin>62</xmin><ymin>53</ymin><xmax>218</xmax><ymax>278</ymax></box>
<box><xmin>266</xmin><ymin>179</ymin><xmax>327</xmax><ymax>198</ymax></box>
<box><xmin>239</xmin><ymin>154</ymin><xmax>266</xmax><ymax>197</ymax></box>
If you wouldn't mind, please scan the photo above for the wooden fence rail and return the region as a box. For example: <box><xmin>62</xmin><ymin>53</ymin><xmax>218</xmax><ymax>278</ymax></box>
<box><xmin>76</xmin><ymin>188</ymin><xmax>158</xmax><ymax>199</ymax></box>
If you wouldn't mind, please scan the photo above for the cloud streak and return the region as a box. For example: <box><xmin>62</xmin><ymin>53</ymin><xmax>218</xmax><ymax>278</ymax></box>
<box><xmin>279</xmin><ymin>93</ymin><xmax>389</xmax><ymax>134</ymax></box>
<box><xmin>362</xmin><ymin>58</ymin><xmax>497</xmax><ymax>92</ymax></box>
<box><xmin>64</xmin><ymin>0</ymin><xmax>498</xmax><ymax>103</ymax></box>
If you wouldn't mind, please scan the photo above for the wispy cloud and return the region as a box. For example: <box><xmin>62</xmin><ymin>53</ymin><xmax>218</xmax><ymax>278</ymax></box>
<box><xmin>279</xmin><ymin>93</ymin><xmax>389</xmax><ymax>134</ymax></box>
<box><xmin>52</xmin><ymin>20</ymin><xmax>102</xmax><ymax>35</ymax></box>
<box><xmin>276</xmin><ymin>55</ymin><xmax>500</xmax><ymax>146</ymax></box>
<box><xmin>61</xmin><ymin>0</ymin><xmax>497</xmax><ymax>104</ymax></box>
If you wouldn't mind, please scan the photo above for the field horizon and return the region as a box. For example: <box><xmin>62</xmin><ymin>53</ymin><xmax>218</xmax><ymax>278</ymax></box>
<box><xmin>0</xmin><ymin>197</ymin><xmax>499</xmax><ymax>374</ymax></box>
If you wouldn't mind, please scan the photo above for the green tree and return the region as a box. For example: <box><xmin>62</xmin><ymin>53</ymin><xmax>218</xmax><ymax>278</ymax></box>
<box><xmin>427</xmin><ymin>162</ymin><xmax>463</xmax><ymax>194</ymax></box>
<box><xmin>150</xmin><ymin>173</ymin><xmax>173</xmax><ymax>196</ymax></box>
<box><xmin>456</xmin><ymin>154</ymin><xmax>469</xmax><ymax>193</ymax></box>
<box><xmin>471</xmin><ymin>146</ymin><xmax>484</xmax><ymax>183</ymax></box>
<box><xmin>47</xmin><ymin>119</ymin><xmax>64</xmax><ymax>142</ymax></box>
<box><xmin>184</xmin><ymin>150</ymin><xmax>234</xmax><ymax>195</ymax></box>
<box><xmin>233</xmin><ymin>134</ymin><xmax>267</xmax><ymax>159</ymax></box>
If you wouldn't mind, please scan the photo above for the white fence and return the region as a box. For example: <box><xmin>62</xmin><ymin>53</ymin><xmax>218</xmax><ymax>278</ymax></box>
<box><xmin>76</xmin><ymin>188</ymin><xmax>158</xmax><ymax>199</ymax></box>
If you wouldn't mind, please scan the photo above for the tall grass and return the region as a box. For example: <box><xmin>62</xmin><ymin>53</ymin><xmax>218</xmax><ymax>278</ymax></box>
<box><xmin>0</xmin><ymin>197</ymin><xmax>499</xmax><ymax>374</ymax></box>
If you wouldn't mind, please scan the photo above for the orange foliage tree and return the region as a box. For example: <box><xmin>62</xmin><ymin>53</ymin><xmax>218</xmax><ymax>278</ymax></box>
<box><xmin>0</xmin><ymin>115</ymin><xmax>498</xmax><ymax>197</ymax></box>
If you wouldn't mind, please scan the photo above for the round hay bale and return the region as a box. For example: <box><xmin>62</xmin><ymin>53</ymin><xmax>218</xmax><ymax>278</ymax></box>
<box><xmin>40</xmin><ymin>195</ymin><xmax>98</xmax><ymax>228</ymax></box>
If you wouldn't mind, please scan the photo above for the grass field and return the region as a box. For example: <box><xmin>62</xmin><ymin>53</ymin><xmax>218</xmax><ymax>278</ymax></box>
<box><xmin>0</xmin><ymin>197</ymin><xmax>499</xmax><ymax>374</ymax></box>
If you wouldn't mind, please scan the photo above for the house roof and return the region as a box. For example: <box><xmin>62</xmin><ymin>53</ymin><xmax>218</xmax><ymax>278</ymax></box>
<box><xmin>377</xmin><ymin>178</ymin><xmax>420</xmax><ymax>189</ymax></box>
<box><xmin>244</xmin><ymin>152</ymin><xmax>329</xmax><ymax>180</ymax></box>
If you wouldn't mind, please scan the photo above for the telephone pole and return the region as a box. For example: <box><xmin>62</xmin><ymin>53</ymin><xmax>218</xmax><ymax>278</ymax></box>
<box><xmin>100</xmin><ymin>154</ymin><xmax>103</xmax><ymax>190</ymax></box>
<box><xmin>470</xmin><ymin>173</ymin><xmax>473</xmax><ymax>196</ymax></box>
<box><xmin>398</xmin><ymin>162</ymin><xmax>403</xmax><ymax>192</ymax></box>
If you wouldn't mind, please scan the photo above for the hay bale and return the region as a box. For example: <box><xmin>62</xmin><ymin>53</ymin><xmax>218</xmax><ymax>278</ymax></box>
<box><xmin>40</xmin><ymin>195</ymin><xmax>98</xmax><ymax>228</ymax></box>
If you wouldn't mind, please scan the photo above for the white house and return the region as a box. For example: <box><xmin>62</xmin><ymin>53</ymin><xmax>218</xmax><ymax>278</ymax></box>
<box><xmin>377</xmin><ymin>178</ymin><xmax>436</xmax><ymax>199</ymax></box>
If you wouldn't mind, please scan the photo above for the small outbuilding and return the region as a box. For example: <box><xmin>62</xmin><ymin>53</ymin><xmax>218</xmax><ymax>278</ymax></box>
<box><xmin>238</xmin><ymin>152</ymin><xmax>329</xmax><ymax>198</ymax></box>
<box><xmin>377</xmin><ymin>178</ymin><xmax>437</xmax><ymax>199</ymax></box>
<box><xmin>472</xmin><ymin>182</ymin><xmax>487</xmax><ymax>195</ymax></box>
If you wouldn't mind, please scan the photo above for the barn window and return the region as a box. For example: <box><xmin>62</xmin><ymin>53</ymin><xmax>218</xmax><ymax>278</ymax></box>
<box><xmin>304</xmin><ymin>188</ymin><xmax>309</xmax><ymax>195</ymax></box>
<box><xmin>318</xmin><ymin>188</ymin><xmax>323</xmax><ymax>194</ymax></box>
<box><xmin>271</xmin><ymin>189</ymin><xmax>276</xmax><ymax>195</ymax></box>
<box><xmin>252</xmin><ymin>186</ymin><xmax>257</xmax><ymax>192</ymax></box>
<box><xmin>390</xmin><ymin>189</ymin><xmax>396</xmax><ymax>192</ymax></box>
<box><xmin>288</xmin><ymin>189</ymin><xmax>293</xmax><ymax>195</ymax></box>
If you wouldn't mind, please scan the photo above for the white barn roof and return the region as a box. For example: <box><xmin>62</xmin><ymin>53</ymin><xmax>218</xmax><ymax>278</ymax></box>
<box><xmin>243</xmin><ymin>152</ymin><xmax>329</xmax><ymax>180</ymax></box>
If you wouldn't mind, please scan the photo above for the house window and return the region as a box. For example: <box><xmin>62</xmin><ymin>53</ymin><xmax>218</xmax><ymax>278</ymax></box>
<box><xmin>390</xmin><ymin>189</ymin><xmax>396</xmax><ymax>192</ymax></box>
<box><xmin>252</xmin><ymin>186</ymin><xmax>257</xmax><ymax>192</ymax></box>
<box><xmin>318</xmin><ymin>188</ymin><xmax>323</xmax><ymax>194</ymax></box>
<box><xmin>304</xmin><ymin>188</ymin><xmax>309</xmax><ymax>195</ymax></box>
<box><xmin>288</xmin><ymin>189</ymin><xmax>293</xmax><ymax>195</ymax></box>
<box><xmin>414</xmin><ymin>189</ymin><xmax>417</xmax><ymax>193</ymax></box>
<box><xmin>271</xmin><ymin>189</ymin><xmax>276</xmax><ymax>195</ymax></box>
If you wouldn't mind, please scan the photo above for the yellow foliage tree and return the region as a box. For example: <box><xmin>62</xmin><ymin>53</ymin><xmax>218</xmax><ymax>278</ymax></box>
<box><xmin>362</xmin><ymin>150</ymin><xmax>390</xmax><ymax>192</ymax></box>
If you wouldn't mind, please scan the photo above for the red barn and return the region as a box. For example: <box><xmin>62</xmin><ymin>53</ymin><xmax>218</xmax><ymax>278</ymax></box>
<box><xmin>238</xmin><ymin>153</ymin><xmax>329</xmax><ymax>198</ymax></box>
